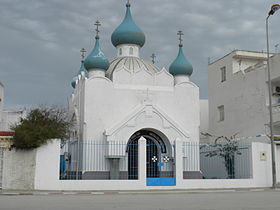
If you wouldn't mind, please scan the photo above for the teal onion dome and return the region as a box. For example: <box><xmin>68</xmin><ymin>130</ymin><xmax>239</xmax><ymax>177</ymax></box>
<box><xmin>84</xmin><ymin>36</ymin><xmax>110</xmax><ymax>71</ymax></box>
<box><xmin>79</xmin><ymin>61</ymin><xmax>89</xmax><ymax>78</ymax></box>
<box><xmin>169</xmin><ymin>44</ymin><xmax>193</xmax><ymax>76</ymax></box>
<box><xmin>111</xmin><ymin>3</ymin><xmax>145</xmax><ymax>47</ymax></box>
<box><xmin>71</xmin><ymin>76</ymin><xmax>77</xmax><ymax>88</ymax></box>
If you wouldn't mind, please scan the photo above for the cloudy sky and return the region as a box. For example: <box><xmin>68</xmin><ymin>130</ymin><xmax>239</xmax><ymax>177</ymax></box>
<box><xmin>0</xmin><ymin>0</ymin><xmax>279</xmax><ymax>109</ymax></box>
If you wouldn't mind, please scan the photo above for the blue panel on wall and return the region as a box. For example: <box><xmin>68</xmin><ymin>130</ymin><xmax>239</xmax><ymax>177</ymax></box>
<box><xmin>146</xmin><ymin>178</ymin><xmax>176</xmax><ymax>186</ymax></box>
<box><xmin>157</xmin><ymin>162</ymin><xmax>164</xmax><ymax>167</ymax></box>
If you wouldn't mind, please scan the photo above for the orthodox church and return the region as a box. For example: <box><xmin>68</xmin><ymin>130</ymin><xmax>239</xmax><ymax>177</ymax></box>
<box><xmin>68</xmin><ymin>1</ymin><xmax>200</xmax><ymax>182</ymax></box>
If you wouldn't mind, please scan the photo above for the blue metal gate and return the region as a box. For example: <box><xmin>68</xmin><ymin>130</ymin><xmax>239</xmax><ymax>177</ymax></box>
<box><xmin>127</xmin><ymin>130</ymin><xmax>176</xmax><ymax>186</ymax></box>
<box><xmin>146</xmin><ymin>139</ymin><xmax>175</xmax><ymax>186</ymax></box>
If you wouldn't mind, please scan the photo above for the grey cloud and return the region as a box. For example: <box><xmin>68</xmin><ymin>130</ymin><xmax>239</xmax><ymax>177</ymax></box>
<box><xmin>0</xmin><ymin>0</ymin><xmax>279</xmax><ymax>109</ymax></box>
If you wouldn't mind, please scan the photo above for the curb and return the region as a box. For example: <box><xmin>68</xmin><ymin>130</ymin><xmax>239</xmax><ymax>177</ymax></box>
<box><xmin>0</xmin><ymin>188</ymin><xmax>276</xmax><ymax>196</ymax></box>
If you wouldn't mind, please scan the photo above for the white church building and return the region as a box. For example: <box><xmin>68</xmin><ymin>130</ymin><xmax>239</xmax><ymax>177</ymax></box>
<box><xmin>0</xmin><ymin>3</ymin><xmax>275</xmax><ymax>191</ymax></box>
<box><xmin>68</xmin><ymin>1</ymin><xmax>201</xmax><ymax>185</ymax></box>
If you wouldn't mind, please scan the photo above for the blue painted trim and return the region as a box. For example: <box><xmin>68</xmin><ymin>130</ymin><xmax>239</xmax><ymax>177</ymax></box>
<box><xmin>146</xmin><ymin>178</ymin><xmax>176</xmax><ymax>186</ymax></box>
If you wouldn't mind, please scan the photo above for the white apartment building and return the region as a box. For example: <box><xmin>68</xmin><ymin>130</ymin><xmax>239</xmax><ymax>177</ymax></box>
<box><xmin>208</xmin><ymin>50</ymin><xmax>280</xmax><ymax>139</ymax></box>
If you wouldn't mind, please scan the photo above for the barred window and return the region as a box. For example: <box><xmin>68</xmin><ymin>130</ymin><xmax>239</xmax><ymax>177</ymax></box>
<box><xmin>218</xmin><ymin>105</ymin><xmax>225</xmax><ymax>121</ymax></box>
<box><xmin>221</xmin><ymin>66</ymin><xmax>226</xmax><ymax>82</ymax></box>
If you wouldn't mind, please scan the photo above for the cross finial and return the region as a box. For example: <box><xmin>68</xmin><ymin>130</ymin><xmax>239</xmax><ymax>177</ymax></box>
<box><xmin>94</xmin><ymin>20</ymin><xmax>101</xmax><ymax>37</ymax></box>
<box><xmin>126</xmin><ymin>0</ymin><xmax>131</xmax><ymax>7</ymax></box>
<box><xmin>151</xmin><ymin>53</ymin><xmax>156</xmax><ymax>64</ymax></box>
<box><xmin>177</xmin><ymin>30</ymin><xmax>184</xmax><ymax>46</ymax></box>
<box><xmin>80</xmin><ymin>48</ymin><xmax>86</xmax><ymax>61</ymax></box>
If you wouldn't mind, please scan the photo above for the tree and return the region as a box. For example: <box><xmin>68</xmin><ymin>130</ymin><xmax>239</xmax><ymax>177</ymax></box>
<box><xmin>200</xmin><ymin>133</ymin><xmax>242</xmax><ymax>179</ymax></box>
<box><xmin>11</xmin><ymin>106</ymin><xmax>71</xmax><ymax>150</ymax></box>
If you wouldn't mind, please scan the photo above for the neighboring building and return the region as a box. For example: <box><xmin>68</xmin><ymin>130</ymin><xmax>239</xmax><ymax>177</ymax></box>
<box><xmin>0</xmin><ymin>83</ymin><xmax>24</xmax><ymax>148</ymax></box>
<box><xmin>0</xmin><ymin>132</ymin><xmax>13</xmax><ymax>148</ymax></box>
<box><xmin>0</xmin><ymin>83</ymin><xmax>3</xmax><ymax>123</ymax></box>
<box><xmin>68</xmin><ymin>2</ymin><xmax>201</xmax><ymax>182</ymax></box>
<box><xmin>208</xmin><ymin>50</ymin><xmax>280</xmax><ymax>139</ymax></box>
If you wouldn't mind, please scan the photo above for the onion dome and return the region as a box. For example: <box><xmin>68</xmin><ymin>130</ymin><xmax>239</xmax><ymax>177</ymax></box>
<box><xmin>71</xmin><ymin>76</ymin><xmax>77</xmax><ymax>88</ymax></box>
<box><xmin>169</xmin><ymin>31</ymin><xmax>193</xmax><ymax>76</ymax></box>
<box><xmin>111</xmin><ymin>2</ymin><xmax>145</xmax><ymax>48</ymax></box>
<box><xmin>84</xmin><ymin>21</ymin><xmax>109</xmax><ymax>71</ymax></box>
<box><xmin>79</xmin><ymin>61</ymin><xmax>89</xmax><ymax>78</ymax></box>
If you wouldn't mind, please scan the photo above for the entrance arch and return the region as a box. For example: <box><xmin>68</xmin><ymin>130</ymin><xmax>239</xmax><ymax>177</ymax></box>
<box><xmin>127</xmin><ymin>129</ymin><xmax>175</xmax><ymax>185</ymax></box>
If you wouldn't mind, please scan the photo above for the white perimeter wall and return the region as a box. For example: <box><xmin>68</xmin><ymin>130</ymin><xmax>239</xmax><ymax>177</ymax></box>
<box><xmin>2</xmin><ymin>148</ymin><xmax>36</xmax><ymax>190</ymax></box>
<box><xmin>26</xmin><ymin>140</ymin><xmax>273</xmax><ymax>191</ymax></box>
<box><xmin>2</xmin><ymin>140</ymin><xmax>273</xmax><ymax>190</ymax></box>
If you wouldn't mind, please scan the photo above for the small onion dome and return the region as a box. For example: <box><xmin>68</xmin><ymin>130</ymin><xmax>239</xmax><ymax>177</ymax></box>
<box><xmin>84</xmin><ymin>36</ymin><xmax>110</xmax><ymax>71</ymax></box>
<box><xmin>79</xmin><ymin>61</ymin><xmax>89</xmax><ymax>78</ymax></box>
<box><xmin>111</xmin><ymin>2</ymin><xmax>145</xmax><ymax>48</ymax></box>
<box><xmin>71</xmin><ymin>76</ymin><xmax>78</xmax><ymax>88</ymax></box>
<box><xmin>169</xmin><ymin>44</ymin><xmax>193</xmax><ymax>76</ymax></box>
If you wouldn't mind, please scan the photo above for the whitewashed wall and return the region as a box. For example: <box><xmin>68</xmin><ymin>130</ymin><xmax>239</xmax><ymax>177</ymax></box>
<box><xmin>2</xmin><ymin>140</ymin><xmax>273</xmax><ymax>190</ymax></box>
<box><xmin>82</xmin><ymin>69</ymin><xmax>200</xmax><ymax>144</ymax></box>
<box><xmin>2</xmin><ymin>148</ymin><xmax>37</xmax><ymax>190</ymax></box>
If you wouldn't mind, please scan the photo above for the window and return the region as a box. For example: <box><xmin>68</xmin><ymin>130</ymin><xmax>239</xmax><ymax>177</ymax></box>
<box><xmin>129</xmin><ymin>47</ymin><xmax>133</xmax><ymax>55</ymax></box>
<box><xmin>221</xmin><ymin>66</ymin><xmax>226</xmax><ymax>82</ymax></box>
<box><xmin>119</xmin><ymin>48</ymin><xmax>122</xmax><ymax>56</ymax></box>
<box><xmin>218</xmin><ymin>105</ymin><xmax>225</xmax><ymax>121</ymax></box>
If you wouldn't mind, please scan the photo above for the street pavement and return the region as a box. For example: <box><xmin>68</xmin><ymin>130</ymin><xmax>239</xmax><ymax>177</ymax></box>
<box><xmin>0</xmin><ymin>189</ymin><xmax>280</xmax><ymax>210</ymax></box>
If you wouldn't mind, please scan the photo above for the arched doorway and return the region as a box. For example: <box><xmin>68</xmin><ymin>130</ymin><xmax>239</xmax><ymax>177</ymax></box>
<box><xmin>127</xmin><ymin>129</ymin><xmax>175</xmax><ymax>185</ymax></box>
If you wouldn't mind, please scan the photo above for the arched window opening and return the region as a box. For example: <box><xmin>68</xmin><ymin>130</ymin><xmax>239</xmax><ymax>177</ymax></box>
<box><xmin>129</xmin><ymin>47</ymin><xmax>133</xmax><ymax>55</ymax></box>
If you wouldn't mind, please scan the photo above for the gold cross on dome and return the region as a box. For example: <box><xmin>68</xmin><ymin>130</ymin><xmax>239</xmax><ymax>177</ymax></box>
<box><xmin>80</xmin><ymin>48</ymin><xmax>86</xmax><ymax>60</ymax></box>
<box><xmin>151</xmin><ymin>53</ymin><xmax>156</xmax><ymax>64</ymax></box>
<box><xmin>94</xmin><ymin>20</ymin><xmax>101</xmax><ymax>36</ymax></box>
<box><xmin>177</xmin><ymin>30</ymin><xmax>184</xmax><ymax>45</ymax></box>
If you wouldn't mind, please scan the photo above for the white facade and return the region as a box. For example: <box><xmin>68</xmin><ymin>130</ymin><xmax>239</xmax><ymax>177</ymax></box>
<box><xmin>69</xmin><ymin>24</ymin><xmax>201</xmax><ymax>181</ymax></box>
<box><xmin>208</xmin><ymin>50</ymin><xmax>280</xmax><ymax>139</ymax></box>
<box><xmin>0</xmin><ymin>83</ymin><xmax>24</xmax><ymax>132</ymax></box>
<box><xmin>69</xmin><ymin>58</ymin><xmax>201</xmax><ymax>179</ymax></box>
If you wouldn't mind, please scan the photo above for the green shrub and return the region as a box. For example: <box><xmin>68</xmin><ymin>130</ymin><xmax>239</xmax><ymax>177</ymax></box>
<box><xmin>11</xmin><ymin>107</ymin><xmax>71</xmax><ymax>150</ymax></box>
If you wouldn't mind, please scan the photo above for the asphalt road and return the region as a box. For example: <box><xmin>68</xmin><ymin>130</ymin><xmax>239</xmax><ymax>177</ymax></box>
<box><xmin>0</xmin><ymin>189</ymin><xmax>280</xmax><ymax>210</ymax></box>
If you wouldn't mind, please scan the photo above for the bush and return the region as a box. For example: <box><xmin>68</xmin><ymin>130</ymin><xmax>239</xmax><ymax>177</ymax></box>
<box><xmin>11</xmin><ymin>107</ymin><xmax>71</xmax><ymax>150</ymax></box>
